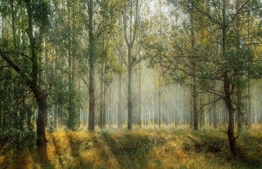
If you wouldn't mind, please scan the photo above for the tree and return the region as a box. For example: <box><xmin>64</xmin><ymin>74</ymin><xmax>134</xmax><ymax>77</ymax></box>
<box><xmin>167</xmin><ymin>0</ymin><xmax>262</xmax><ymax>157</ymax></box>
<box><xmin>122</xmin><ymin>0</ymin><xmax>140</xmax><ymax>129</ymax></box>
<box><xmin>84</xmin><ymin>0</ymin><xmax>125</xmax><ymax>130</ymax></box>
<box><xmin>0</xmin><ymin>0</ymin><xmax>50</xmax><ymax>148</ymax></box>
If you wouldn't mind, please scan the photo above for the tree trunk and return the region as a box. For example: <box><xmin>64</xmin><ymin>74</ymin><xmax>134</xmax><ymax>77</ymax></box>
<box><xmin>212</xmin><ymin>81</ymin><xmax>217</xmax><ymax>128</ymax></box>
<box><xmin>190</xmin><ymin>93</ymin><xmax>194</xmax><ymax>128</ymax></box>
<box><xmin>235</xmin><ymin>0</ymin><xmax>243</xmax><ymax>132</ymax></box>
<box><xmin>158</xmin><ymin>66</ymin><xmax>162</xmax><ymax>128</ymax></box>
<box><xmin>236</xmin><ymin>85</ymin><xmax>243</xmax><ymax>131</ymax></box>
<box><xmin>138</xmin><ymin>60</ymin><xmax>142</xmax><ymax>127</ymax></box>
<box><xmin>213</xmin><ymin>96</ymin><xmax>217</xmax><ymax>129</ymax></box>
<box><xmin>118</xmin><ymin>70</ymin><xmax>122</xmax><ymax>128</ymax></box>
<box><xmin>26</xmin><ymin>1</ymin><xmax>47</xmax><ymax>147</ymax></box>
<box><xmin>247</xmin><ymin>0</ymin><xmax>252</xmax><ymax>128</ymax></box>
<box><xmin>127</xmin><ymin>46</ymin><xmax>133</xmax><ymax>130</ymax></box>
<box><xmin>199</xmin><ymin>94</ymin><xmax>205</xmax><ymax>128</ymax></box>
<box><xmin>30</xmin><ymin>85</ymin><xmax>48</xmax><ymax>147</ymax></box>
<box><xmin>247</xmin><ymin>79</ymin><xmax>251</xmax><ymax>127</ymax></box>
<box><xmin>189</xmin><ymin>1</ymin><xmax>198</xmax><ymax>130</ymax></box>
<box><xmin>221</xmin><ymin>0</ymin><xmax>237</xmax><ymax>157</ymax></box>
<box><xmin>0</xmin><ymin>56</ymin><xmax>2</xmax><ymax>129</ymax></box>
<box><xmin>193</xmin><ymin>75</ymin><xmax>198</xmax><ymax>130</ymax></box>
<box><xmin>123</xmin><ymin>0</ymin><xmax>139</xmax><ymax>130</ymax></box>
<box><xmin>88</xmin><ymin>0</ymin><xmax>95</xmax><ymax>131</ymax></box>
<box><xmin>100</xmin><ymin>63</ymin><xmax>105</xmax><ymax>129</ymax></box>
<box><xmin>109</xmin><ymin>83</ymin><xmax>112</xmax><ymax>128</ymax></box>
<box><xmin>224</xmin><ymin>73</ymin><xmax>237</xmax><ymax>157</ymax></box>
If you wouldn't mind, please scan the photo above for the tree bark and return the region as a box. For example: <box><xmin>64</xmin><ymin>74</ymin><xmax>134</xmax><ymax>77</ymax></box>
<box><xmin>138</xmin><ymin>59</ymin><xmax>142</xmax><ymax>127</ymax></box>
<box><xmin>127</xmin><ymin>46</ymin><xmax>133</xmax><ymax>129</ymax></box>
<box><xmin>189</xmin><ymin>1</ymin><xmax>198</xmax><ymax>130</ymax></box>
<box><xmin>88</xmin><ymin>0</ymin><xmax>95</xmax><ymax>131</ymax></box>
<box><xmin>158</xmin><ymin>66</ymin><xmax>162</xmax><ymax>128</ymax></box>
<box><xmin>221</xmin><ymin>0</ymin><xmax>237</xmax><ymax>157</ymax></box>
<box><xmin>30</xmin><ymin>85</ymin><xmax>48</xmax><ymax>147</ymax></box>
<box><xmin>247</xmin><ymin>79</ymin><xmax>252</xmax><ymax>127</ymax></box>
<box><xmin>236</xmin><ymin>85</ymin><xmax>243</xmax><ymax>131</ymax></box>
<box><xmin>223</xmin><ymin>73</ymin><xmax>237</xmax><ymax>157</ymax></box>
<box><xmin>100</xmin><ymin>62</ymin><xmax>105</xmax><ymax>129</ymax></box>
<box><xmin>235</xmin><ymin>0</ymin><xmax>243</xmax><ymax>132</ymax></box>
<box><xmin>118</xmin><ymin>68</ymin><xmax>122</xmax><ymax>128</ymax></box>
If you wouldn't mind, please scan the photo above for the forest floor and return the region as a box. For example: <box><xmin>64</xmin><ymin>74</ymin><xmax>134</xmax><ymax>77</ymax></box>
<box><xmin>0</xmin><ymin>125</ymin><xmax>262</xmax><ymax>169</ymax></box>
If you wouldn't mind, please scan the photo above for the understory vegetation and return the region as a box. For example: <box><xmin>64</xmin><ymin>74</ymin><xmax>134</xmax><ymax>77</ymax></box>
<box><xmin>1</xmin><ymin>126</ymin><xmax>262</xmax><ymax>169</ymax></box>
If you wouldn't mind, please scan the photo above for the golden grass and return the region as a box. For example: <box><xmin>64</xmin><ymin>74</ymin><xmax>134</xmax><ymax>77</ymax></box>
<box><xmin>1</xmin><ymin>126</ymin><xmax>262</xmax><ymax>169</ymax></box>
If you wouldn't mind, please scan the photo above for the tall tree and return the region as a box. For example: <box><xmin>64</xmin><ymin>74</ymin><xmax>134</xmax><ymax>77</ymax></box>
<box><xmin>123</xmin><ymin>0</ymin><xmax>140</xmax><ymax>129</ymax></box>
<box><xmin>87</xmin><ymin>0</ymin><xmax>96</xmax><ymax>130</ymax></box>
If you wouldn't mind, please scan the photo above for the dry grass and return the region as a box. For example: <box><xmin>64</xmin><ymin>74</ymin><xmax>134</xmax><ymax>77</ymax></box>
<box><xmin>0</xmin><ymin>126</ymin><xmax>262</xmax><ymax>169</ymax></box>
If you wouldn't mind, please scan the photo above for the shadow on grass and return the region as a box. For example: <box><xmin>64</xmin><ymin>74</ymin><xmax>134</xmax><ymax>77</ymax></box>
<box><xmin>185</xmin><ymin>131</ymin><xmax>228</xmax><ymax>153</ymax></box>
<box><xmin>67</xmin><ymin>132</ymin><xmax>94</xmax><ymax>169</ymax></box>
<box><xmin>36</xmin><ymin>145</ymin><xmax>54</xmax><ymax>169</ymax></box>
<box><xmin>185</xmin><ymin>130</ymin><xmax>262</xmax><ymax>169</ymax></box>
<box><xmin>101</xmin><ymin>131</ymin><xmax>153</xmax><ymax>169</ymax></box>
<box><xmin>237</xmin><ymin>132</ymin><xmax>262</xmax><ymax>169</ymax></box>
<box><xmin>51</xmin><ymin>134</ymin><xmax>65</xmax><ymax>168</ymax></box>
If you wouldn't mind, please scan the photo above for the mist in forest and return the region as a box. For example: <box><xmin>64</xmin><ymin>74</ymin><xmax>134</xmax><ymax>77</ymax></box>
<box><xmin>1</xmin><ymin>0</ymin><xmax>262</xmax><ymax>168</ymax></box>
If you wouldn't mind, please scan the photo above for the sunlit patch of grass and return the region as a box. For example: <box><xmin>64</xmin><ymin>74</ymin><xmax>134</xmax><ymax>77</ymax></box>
<box><xmin>0</xmin><ymin>156</ymin><xmax>4</xmax><ymax>164</ymax></box>
<box><xmin>251</xmin><ymin>124</ymin><xmax>262</xmax><ymax>131</ymax></box>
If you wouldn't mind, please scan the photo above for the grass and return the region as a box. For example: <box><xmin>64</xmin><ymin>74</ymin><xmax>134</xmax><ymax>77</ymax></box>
<box><xmin>0</xmin><ymin>126</ymin><xmax>262</xmax><ymax>169</ymax></box>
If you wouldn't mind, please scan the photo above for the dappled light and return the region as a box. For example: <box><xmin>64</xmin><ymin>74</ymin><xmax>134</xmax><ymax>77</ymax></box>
<box><xmin>1</xmin><ymin>0</ymin><xmax>262</xmax><ymax>168</ymax></box>
<box><xmin>1</xmin><ymin>128</ymin><xmax>262</xmax><ymax>168</ymax></box>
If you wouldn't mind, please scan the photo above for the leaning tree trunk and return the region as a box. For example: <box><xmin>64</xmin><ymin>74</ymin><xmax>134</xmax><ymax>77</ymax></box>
<box><xmin>26</xmin><ymin>0</ymin><xmax>48</xmax><ymax>148</ymax></box>
<box><xmin>224</xmin><ymin>72</ymin><xmax>237</xmax><ymax>157</ymax></box>
<box><xmin>30</xmin><ymin>85</ymin><xmax>48</xmax><ymax>147</ymax></box>
<box><xmin>221</xmin><ymin>0</ymin><xmax>237</xmax><ymax>157</ymax></box>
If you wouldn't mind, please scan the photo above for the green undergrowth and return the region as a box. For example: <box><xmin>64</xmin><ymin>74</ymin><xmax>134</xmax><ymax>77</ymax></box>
<box><xmin>0</xmin><ymin>128</ymin><xmax>262</xmax><ymax>169</ymax></box>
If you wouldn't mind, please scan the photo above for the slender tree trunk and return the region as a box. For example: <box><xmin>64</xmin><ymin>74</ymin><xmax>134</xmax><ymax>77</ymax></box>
<box><xmin>213</xmin><ymin>97</ymin><xmax>217</xmax><ymax>129</ymax></box>
<box><xmin>88</xmin><ymin>0</ymin><xmax>95</xmax><ymax>131</ymax></box>
<box><xmin>247</xmin><ymin>0</ymin><xmax>252</xmax><ymax>128</ymax></box>
<box><xmin>138</xmin><ymin>60</ymin><xmax>142</xmax><ymax>127</ymax></box>
<box><xmin>0</xmin><ymin>60</ymin><xmax>2</xmax><ymax>129</ymax></box>
<box><xmin>118</xmin><ymin>67</ymin><xmax>122</xmax><ymax>128</ymax></box>
<box><xmin>236</xmin><ymin>85</ymin><xmax>243</xmax><ymax>131</ymax></box>
<box><xmin>127</xmin><ymin>46</ymin><xmax>133</xmax><ymax>129</ymax></box>
<box><xmin>68</xmin><ymin>0</ymin><xmax>78</xmax><ymax>130</ymax></box>
<box><xmin>100</xmin><ymin>63</ymin><xmax>105</xmax><ymax>128</ymax></box>
<box><xmin>109</xmin><ymin>83</ymin><xmax>112</xmax><ymax>128</ymax></box>
<box><xmin>189</xmin><ymin>2</ymin><xmax>198</xmax><ymax>130</ymax></box>
<box><xmin>199</xmin><ymin>94</ymin><xmax>204</xmax><ymax>128</ymax></box>
<box><xmin>235</xmin><ymin>0</ymin><xmax>243</xmax><ymax>132</ymax></box>
<box><xmin>158</xmin><ymin>66</ymin><xmax>162</xmax><ymax>128</ymax></box>
<box><xmin>123</xmin><ymin>0</ymin><xmax>139</xmax><ymax>130</ymax></box>
<box><xmin>145</xmin><ymin>80</ymin><xmax>149</xmax><ymax>126</ymax></box>
<box><xmin>247</xmin><ymin>79</ymin><xmax>251</xmax><ymax>127</ymax></box>
<box><xmin>190</xmin><ymin>92</ymin><xmax>194</xmax><ymax>128</ymax></box>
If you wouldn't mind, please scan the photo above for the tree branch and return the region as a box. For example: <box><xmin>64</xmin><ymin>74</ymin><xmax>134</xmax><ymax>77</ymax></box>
<box><xmin>0</xmin><ymin>49</ymin><xmax>21</xmax><ymax>73</ymax></box>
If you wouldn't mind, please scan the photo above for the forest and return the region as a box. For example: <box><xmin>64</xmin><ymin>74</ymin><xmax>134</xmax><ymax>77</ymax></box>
<box><xmin>1</xmin><ymin>0</ymin><xmax>262</xmax><ymax>168</ymax></box>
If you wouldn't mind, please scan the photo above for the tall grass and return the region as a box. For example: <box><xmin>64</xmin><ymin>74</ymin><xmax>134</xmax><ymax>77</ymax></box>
<box><xmin>0</xmin><ymin>126</ymin><xmax>262</xmax><ymax>169</ymax></box>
